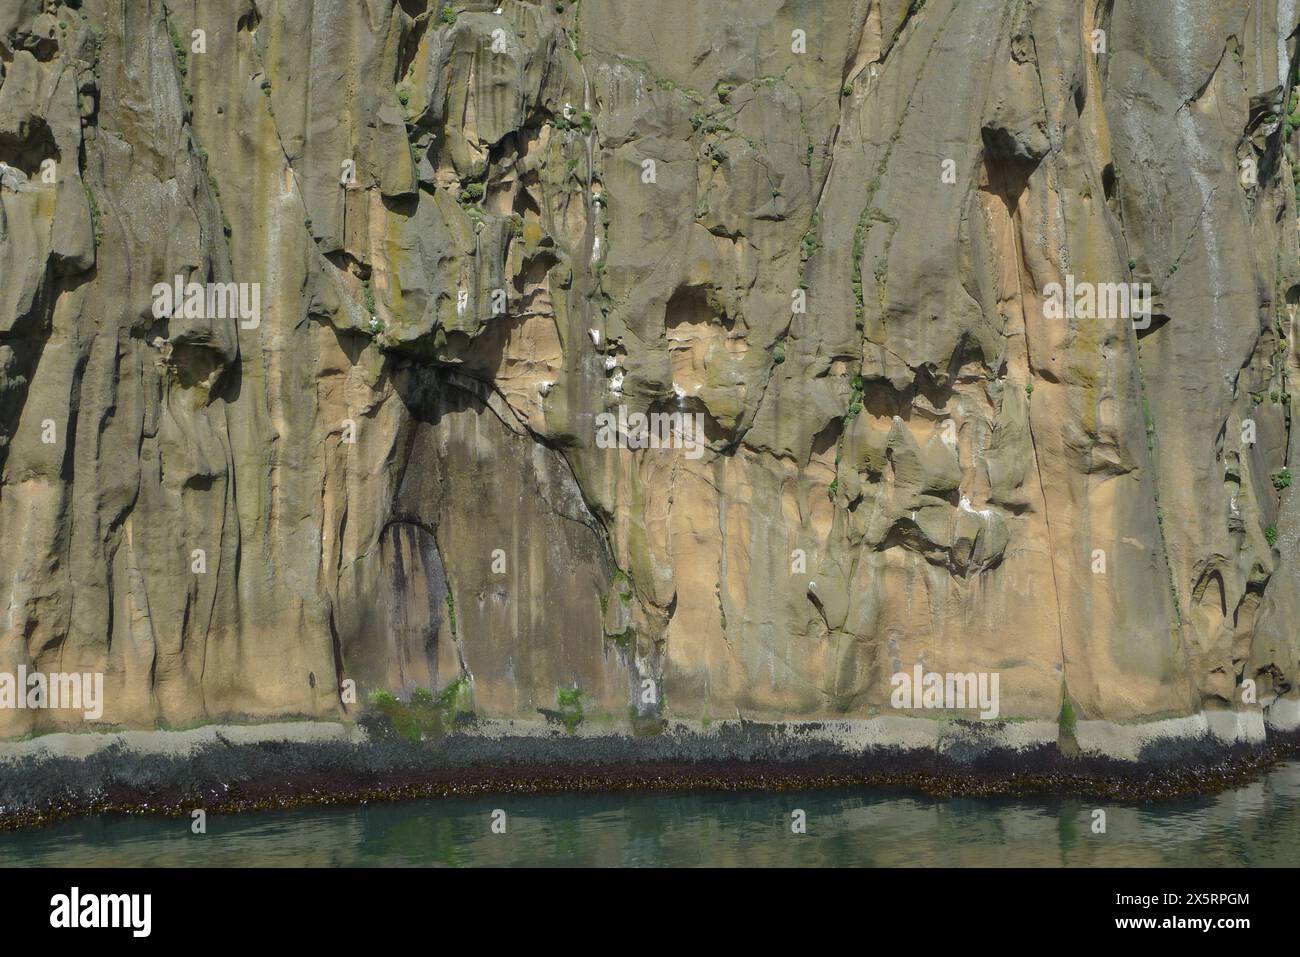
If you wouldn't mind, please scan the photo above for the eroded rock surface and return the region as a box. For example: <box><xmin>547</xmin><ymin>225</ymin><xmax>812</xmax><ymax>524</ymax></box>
<box><xmin>0</xmin><ymin>0</ymin><xmax>1298</xmax><ymax>752</ymax></box>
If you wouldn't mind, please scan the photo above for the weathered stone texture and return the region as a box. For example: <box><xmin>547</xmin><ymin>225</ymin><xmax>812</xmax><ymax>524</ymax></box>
<box><xmin>0</xmin><ymin>0</ymin><xmax>1297</xmax><ymax>745</ymax></box>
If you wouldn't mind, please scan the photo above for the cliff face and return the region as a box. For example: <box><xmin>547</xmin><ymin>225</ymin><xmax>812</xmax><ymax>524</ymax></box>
<box><xmin>1</xmin><ymin>0</ymin><xmax>1298</xmax><ymax>747</ymax></box>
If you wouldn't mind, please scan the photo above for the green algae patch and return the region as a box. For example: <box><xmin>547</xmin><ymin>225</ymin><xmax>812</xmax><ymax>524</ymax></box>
<box><xmin>1057</xmin><ymin>682</ymin><xmax>1080</xmax><ymax>757</ymax></box>
<box><xmin>556</xmin><ymin>688</ymin><xmax>584</xmax><ymax>735</ymax></box>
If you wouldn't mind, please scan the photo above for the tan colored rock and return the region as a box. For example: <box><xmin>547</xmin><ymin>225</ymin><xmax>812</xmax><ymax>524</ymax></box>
<box><xmin>0</xmin><ymin>0</ymin><xmax>1294</xmax><ymax>752</ymax></box>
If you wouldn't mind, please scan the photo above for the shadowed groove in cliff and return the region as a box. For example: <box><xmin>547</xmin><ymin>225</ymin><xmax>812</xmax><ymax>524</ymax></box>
<box><xmin>329</xmin><ymin>361</ymin><xmax>631</xmax><ymax>718</ymax></box>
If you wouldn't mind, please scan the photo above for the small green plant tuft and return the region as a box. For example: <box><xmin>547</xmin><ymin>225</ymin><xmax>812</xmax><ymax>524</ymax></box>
<box><xmin>844</xmin><ymin>374</ymin><xmax>865</xmax><ymax>421</ymax></box>
<box><xmin>556</xmin><ymin>687</ymin><xmax>584</xmax><ymax>734</ymax></box>
<box><xmin>367</xmin><ymin>679</ymin><xmax>472</xmax><ymax>743</ymax></box>
<box><xmin>457</xmin><ymin>181</ymin><xmax>485</xmax><ymax>206</ymax></box>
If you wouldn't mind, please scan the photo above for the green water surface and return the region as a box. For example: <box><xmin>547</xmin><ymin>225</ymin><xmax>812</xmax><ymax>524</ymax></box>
<box><xmin>2</xmin><ymin>761</ymin><xmax>1296</xmax><ymax>867</ymax></box>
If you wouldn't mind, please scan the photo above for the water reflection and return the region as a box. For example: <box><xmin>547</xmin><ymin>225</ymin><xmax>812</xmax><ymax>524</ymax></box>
<box><xmin>1</xmin><ymin>762</ymin><xmax>1297</xmax><ymax>867</ymax></box>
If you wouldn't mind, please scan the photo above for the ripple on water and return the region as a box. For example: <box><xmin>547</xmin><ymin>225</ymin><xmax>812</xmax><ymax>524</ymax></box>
<box><xmin>1</xmin><ymin>763</ymin><xmax>1297</xmax><ymax>868</ymax></box>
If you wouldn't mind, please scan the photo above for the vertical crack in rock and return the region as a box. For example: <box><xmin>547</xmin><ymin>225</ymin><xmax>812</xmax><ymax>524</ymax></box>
<box><xmin>0</xmin><ymin>0</ymin><xmax>1296</xmax><ymax>754</ymax></box>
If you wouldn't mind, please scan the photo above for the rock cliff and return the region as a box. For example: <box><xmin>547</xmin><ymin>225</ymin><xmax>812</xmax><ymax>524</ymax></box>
<box><xmin>1</xmin><ymin>0</ymin><xmax>1298</xmax><ymax>756</ymax></box>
